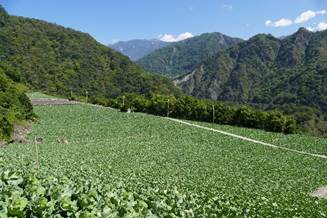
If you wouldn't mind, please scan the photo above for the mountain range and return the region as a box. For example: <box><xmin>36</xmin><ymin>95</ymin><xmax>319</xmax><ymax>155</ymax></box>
<box><xmin>109</xmin><ymin>39</ymin><xmax>169</xmax><ymax>61</ymax></box>
<box><xmin>137</xmin><ymin>33</ymin><xmax>243</xmax><ymax>78</ymax></box>
<box><xmin>174</xmin><ymin>28</ymin><xmax>327</xmax><ymax>135</ymax></box>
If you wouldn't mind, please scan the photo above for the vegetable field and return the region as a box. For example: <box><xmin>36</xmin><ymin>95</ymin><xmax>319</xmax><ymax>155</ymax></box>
<box><xmin>0</xmin><ymin>103</ymin><xmax>326</xmax><ymax>217</ymax></box>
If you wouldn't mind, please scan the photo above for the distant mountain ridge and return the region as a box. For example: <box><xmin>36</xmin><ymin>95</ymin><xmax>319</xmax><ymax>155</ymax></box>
<box><xmin>109</xmin><ymin>39</ymin><xmax>170</xmax><ymax>61</ymax></box>
<box><xmin>137</xmin><ymin>33</ymin><xmax>244</xmax><ymax>78</ymax></box>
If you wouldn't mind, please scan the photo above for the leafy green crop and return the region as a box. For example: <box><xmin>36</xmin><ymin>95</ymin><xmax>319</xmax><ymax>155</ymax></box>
<box><xmin>0</xmin><ymin>104</ymin><xmax>326</xmax><ymax>217</ymax></box>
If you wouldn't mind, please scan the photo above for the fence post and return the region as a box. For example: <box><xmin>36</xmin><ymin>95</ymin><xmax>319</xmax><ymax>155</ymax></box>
<box><xmin>85</xmin><ymin>91</ymin><xmax>89</xmax><ymax>104</ymax></box>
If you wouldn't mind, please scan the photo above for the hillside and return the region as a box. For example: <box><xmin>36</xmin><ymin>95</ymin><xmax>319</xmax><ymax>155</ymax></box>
<box><xmin>0</xmin><ymin>6</ymin><xmax>179</xmax><ymax>99</ymax></box>
<box><xmin>0</xmin><ymin>62</ymin><xmax>33</xmax><ymax>141</ymax></box>
<box><xmin>109</xmin><ymin>39</ymin><xmax>169</xmax><ymax>61</ymax></box>
<box><xmin>176</xmin><ymin>28</ymin><xmax>327</xmax><ymax>136</ymax></box>
<box><xmin>137</xmin><ymin>32</ymin><xmax>243</xmax><ymax>78</ymax></box>
<box><xmin>0</xmin><ymin>97</ymin><xmax>326</xmax><ymax>216</ymax></box>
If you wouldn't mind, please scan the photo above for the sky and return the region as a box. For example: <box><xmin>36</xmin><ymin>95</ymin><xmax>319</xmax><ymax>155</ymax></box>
<box><xmin>1</xmin><ymin>0</ymin><xmax>327</xmax><ymax>44</ymax></box>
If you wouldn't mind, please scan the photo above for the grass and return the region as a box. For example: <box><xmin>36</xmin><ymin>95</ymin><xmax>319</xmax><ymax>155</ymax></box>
<box><xmin>0</xmin><ymin>102</ymin><xmax>327</xmax><ymax>216</ymax></box>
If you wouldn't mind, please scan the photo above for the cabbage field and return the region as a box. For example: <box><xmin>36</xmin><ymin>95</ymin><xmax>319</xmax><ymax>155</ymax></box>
<box><xmin>0</xmin><ymin>102</ymin><xmax>326</xmax><ymax>217</ymax></box>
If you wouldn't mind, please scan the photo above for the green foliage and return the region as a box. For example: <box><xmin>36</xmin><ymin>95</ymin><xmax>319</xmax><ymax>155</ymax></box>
<box><xmin>0</xmin><ymin>7</ymin><xmax>180</xmax><ymax>100</ymax></box>
<box><xmin>0</xmin><ymin>170</ymin><xmax>199</xmax><ymax>217</ymax></box>
<box><xmin>0</xmin><ymin>109</ymin><xmax>13</xmax><ymax>139</ymax></box>
<box><xmin>0</xmin><ymin>63</ymin><xmax>33</xmax><ymax>140</ymax></box>
<box><xmin>97</xmin><ymin>93</ymin><xmax>297</xmax><ymax>134</ymax></box>
<box><xmin>137</xmin><ymin>32</ymin><xmax>243</xmax><ymax>78</ymax></box>
<box><xmin>177</xmin><ymin>28</ymin><xmax>327</xmax><ymax>136</ymax></box>
<box><xmin>0</xmin><ymin>104</ymin><xmax>326</xmax><ymax>216</ymax></box>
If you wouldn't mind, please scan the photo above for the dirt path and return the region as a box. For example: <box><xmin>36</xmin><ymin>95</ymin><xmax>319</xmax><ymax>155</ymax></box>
<box><xmin>165</xmin><ymin>117</ymin><xmax>327</xmax><ymax>160</ymax></box>
<box><xmin>31</xmin><ymin>99</ymin><xmax>115</xmax><ymax>110</ymax></box>
<box><xmin>31</xmin><ymin>99</ymin><xmax>80</xmax><ymax>106</ymax></box>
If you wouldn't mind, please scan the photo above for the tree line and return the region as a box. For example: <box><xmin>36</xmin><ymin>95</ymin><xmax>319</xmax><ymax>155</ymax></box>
<box><xmin>87</xmin><ymin>93</ymin><xmax>297</xmax><ymax>134</ymax></box>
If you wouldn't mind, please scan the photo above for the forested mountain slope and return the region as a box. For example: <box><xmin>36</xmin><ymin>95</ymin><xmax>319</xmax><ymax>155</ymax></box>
<box><xmin>0</xmin><ymin>6</ymin><xmax>180</xmax><ymax>99</ymax></box>
<box><xmin>175</xmin><ymin>28</ymin><xmax>327</xmax><ymax>135</ymax></box>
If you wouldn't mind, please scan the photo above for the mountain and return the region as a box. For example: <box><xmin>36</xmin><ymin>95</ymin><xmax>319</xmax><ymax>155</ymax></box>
<box><xmin>0</xmin><ymin>6</ymin><xmax>180</xmax><ymax>100</ymax></box>
<box><xmin>175</xmin><ymin>28</ymin><xmax>327</xmax><ymax>135</ymax></box>
<box><xmin>109</xmin><ymin>39</ymin><xmax>169</xmax><ymax>61</ymax></box>
<box><xmin>137</xmin><ymin>33</ymin><xmax>244</xmax><ymax>78</ymax></box>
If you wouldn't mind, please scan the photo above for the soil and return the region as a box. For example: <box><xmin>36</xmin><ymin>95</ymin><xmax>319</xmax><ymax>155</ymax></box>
<box><xmin>12</xmin><ymin>124</ymin><xmax>32</xmax><ymax>144</ymax></box>
<box><xmin>31</xmin><ymin>99</ymin><xmax>80</xmax><ymax>106</ymax></box>
<box><xmin>310</xmin><ymin>186</ymin><xmax>327</xmax><ymax>199</ymax></box>
<box><xmin>0</xmin><ymin>123</ymin><xmax>32</xmax><ymax>148</ymax></box>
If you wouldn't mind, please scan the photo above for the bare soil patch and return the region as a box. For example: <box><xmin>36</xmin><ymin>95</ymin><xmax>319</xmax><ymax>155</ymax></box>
<box><xmin>31</xmin><ymin>99</ymin><xmax>80</xmax><ymax>106</ymax></box>
<box><xmin>13</xmin><ymin>124</ymin><xmax>32</xmax><ymax>144</ymax></box>
<box><xmin>0</xmin><ymin>123</ymin><xmax>32</xmax><ymax>148</ymax></box>
<box><xmin>310</xmin><ymin>186</ymin><xmax>327</xmax><ymax>199</ymax></box>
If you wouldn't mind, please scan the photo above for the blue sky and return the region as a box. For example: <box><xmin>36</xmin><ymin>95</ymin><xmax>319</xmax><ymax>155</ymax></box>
<box><xmin>1</xmin><ymin>0</ymin><xmax>327</xmax><ymax>44</ymax></box>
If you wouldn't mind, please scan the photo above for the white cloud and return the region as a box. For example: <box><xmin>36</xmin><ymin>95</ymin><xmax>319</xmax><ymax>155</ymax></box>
<box><xmin>306</xmin><ymin>27</ymin><xmax>315</xmax><ymax>31</ymax></box>
<box><xmin>302</xmin><ymin>22</ymin><xmax>327</xmax><ymax>32</ymax></box>
<box><xmin>221</xmin><ymin>4</ymin><xmax>233</xmax><ymax>10</ymax></box>
<box><xmin>265</xmin><ymin>18</ymin><xmax>293</xmax><ymax>27</ymax></box>
<box><xmin>158</xmin><ymin>32</ymin><xmax>194</xmax><ymax>42</ymax></box>
<box><xmin>294</xmin><ymin>10</ymin><xmax>326</xmax><ymax>24</ymax></box>
<box><xmin>265</xmin><ymin>9</ymin><xmax>326</xmax><ymax>28</ymax></box>
<box><xmin>317</xmin><ymin>22</ymin><xmax>327</xmax><ymax>31</ymax></box>
<box><xmin>275</xmin><ymin>18</ymin><xmax>293</xmax><ymax>27</ymax></box>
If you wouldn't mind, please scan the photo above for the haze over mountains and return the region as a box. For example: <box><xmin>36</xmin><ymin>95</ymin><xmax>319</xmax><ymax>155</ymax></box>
<box><xmin>109</xmin><ymin>39</ymin><xmax>170</xmax><ymax>61</ymax></box>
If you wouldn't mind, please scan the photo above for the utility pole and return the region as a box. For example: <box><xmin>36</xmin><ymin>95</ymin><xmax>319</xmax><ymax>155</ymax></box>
<box><xmin>122</xmin><ymin>95</ymin><xmax>125</xmax><ymax>108</ymax></box>
<box><xmin>167</xmin><ymin>99</ymin><xmax>170</xmax><ymax>117</ymax></box>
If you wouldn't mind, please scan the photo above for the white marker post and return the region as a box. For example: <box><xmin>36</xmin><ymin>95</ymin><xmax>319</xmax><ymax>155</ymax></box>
<box><xmin>167</xmin><ymin>99</ymin><xmax>170</xmax><ymax>117</ymax></box>
<box><xmin>212</xmin><ymin>105</ymin><xmax>215</xmax><ymax>123</ymax></box>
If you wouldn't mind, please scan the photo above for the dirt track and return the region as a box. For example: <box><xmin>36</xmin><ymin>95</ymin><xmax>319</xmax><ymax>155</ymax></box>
<box><xmin>31</xmin><ymin>99</ymin><xmax>80</xmax><ymax>106</ymax></box>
